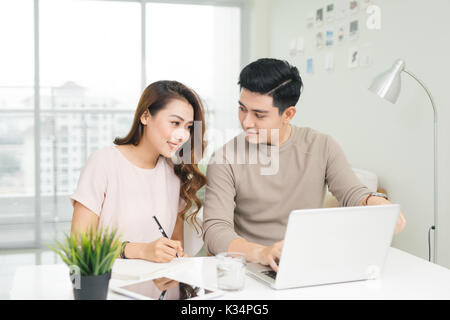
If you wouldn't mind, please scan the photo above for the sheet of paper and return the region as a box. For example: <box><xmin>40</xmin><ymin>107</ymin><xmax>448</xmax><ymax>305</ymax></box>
<box><xmin>325</xmin><ymin>52</ymin><xmax>335</xmax><ymax>72</ymax></box>
<box><xmin>359</xmin><ymin>43</ymin><xmax>373</xmax><ymax>67</ymax></box>
<box><xmin>112</xmin><ymin>257</ymin><xmax>200</xmax><ymax>281</ymax></box>
<box><xmin>296</xmin><ymin>36</ymin><xmax>305</xmax><ymax>54</ymax></box>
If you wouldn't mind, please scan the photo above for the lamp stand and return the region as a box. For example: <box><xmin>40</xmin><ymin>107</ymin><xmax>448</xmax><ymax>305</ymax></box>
<box><xmin>403</xmin><ymin>69</ymin><xmax>438</xmax><ymax>264</ymax></box>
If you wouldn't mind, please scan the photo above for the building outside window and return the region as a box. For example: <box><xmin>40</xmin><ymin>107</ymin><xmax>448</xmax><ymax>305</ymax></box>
<box><xmin>0</xmin><ymin>0</ymin><xmax>243</xmax><ymax>249</ymax></box>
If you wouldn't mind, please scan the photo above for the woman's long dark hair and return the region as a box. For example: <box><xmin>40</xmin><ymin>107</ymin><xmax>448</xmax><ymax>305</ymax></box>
<box><xmin>114</xmin><ymin>81</ymin><xmax>207</xmax><ymax>234</ymax></box>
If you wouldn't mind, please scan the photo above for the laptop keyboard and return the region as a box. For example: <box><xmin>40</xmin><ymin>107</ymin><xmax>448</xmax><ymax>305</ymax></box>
<box><xmin>262</xmin><ymin>270</ymin><xmax>277</xmax><ymax>279</ymax></box>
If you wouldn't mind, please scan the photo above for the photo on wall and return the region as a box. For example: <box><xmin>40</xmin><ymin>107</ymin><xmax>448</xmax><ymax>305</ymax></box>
<box><xmin>306</xmin><ymin>11</ymin><xmax>315</xmax><ymax>29</ymax></box>
<box><xmin>338</xmin><ymin>26</ymin><xmax>345</xmax><ymax>43</ymax></box>
<box><xmin>349</xmin><ymin>0</ymin><xmax>359</xmax><ymax>15</ymax></box>
<box><xmin>296</xmin><ymin>36</ymin><xmax>305</xmax><ymax>55</ymax></box>
<box><xmin>289</xmin><ymin>36</ymin><xmax>305</xmax><ymax>58</ymax></box>
<box><xmin>297</xmin><ymin>36</ymin><xmax>305</xmax><ymax>55</ymax></box>
<box><xmin>289</xmin><ymin>39</ymin><xmax>297</xmax><ymax>58</ymax></box>
<box><xmin>349</xmin><ymin>20</ymin><xmax>359</xmax><ymax>40</ymax></box>
<box><xmin>326</xmin><ymin>30</ymin><xmax>334</xmax><ymax>46</ymax></box>
<box><xmin>316</xmin><ymin>31</ymin><xmax>324</xmax><ymax>49</ymax></box>
<box><xmin>325</xmin><ymin>3</ymin><xmax>335</xmax><ymax>22</ymax></box>
<box><xmin>306</xmin><ymin>58</ymin><xmax>314</xmax><ymax>74</ymax></box>
<box><xmin>362</xmin><ymin>0</ymin><xmax>373</xmax><ymax>9</ymax></box>
<box><xmin>359</xmin><ymin>43</ymin><xmax>373</xmax><ymax>67</ymax></box>
<box><xmin>325</xmin><ymin>52</ymin><xmax>335</xmax><ymax>72</ymax></box>
<box><xmin>335</xmin><ymin>0</ymin><xmax>347</xmax><ymax>20</ymax></box>
<box><xmin>316</xmin><ymin>8</ymin><xmax>324</xmax><ymax>27</ymax></box>
<box><xmin>348</xmin><ymin>47</ymin><xmax>359</xmax><ymax>69</ymax></box>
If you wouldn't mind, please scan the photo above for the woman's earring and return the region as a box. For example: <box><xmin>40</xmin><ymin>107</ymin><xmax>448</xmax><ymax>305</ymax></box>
<box><xmin>171</xmin><ymin>153</ymin><xmax>182</xmax><ymax>165</ymax></box>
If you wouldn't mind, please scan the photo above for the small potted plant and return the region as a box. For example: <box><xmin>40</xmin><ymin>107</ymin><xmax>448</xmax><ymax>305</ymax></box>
<box><xmin>49</xmin><ymin>226</ymin><xmax>122</xmax><ymax>300</ymax></box>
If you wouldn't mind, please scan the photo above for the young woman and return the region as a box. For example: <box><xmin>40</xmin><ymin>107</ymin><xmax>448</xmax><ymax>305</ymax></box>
<box><xmin>70</xmin><ymin>80</ymin><xmax>206</xmax><ymax>262</ymax></box>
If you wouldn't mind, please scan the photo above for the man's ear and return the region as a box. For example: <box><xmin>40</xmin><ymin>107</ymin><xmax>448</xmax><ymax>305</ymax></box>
<box><xmin>140</xmin><ymin>110</ymin><xmax>151</xmax><ymax>125</ymax></box>
<box><xmin>282</xmin><ymin>106</ymin><xmax>296</xmax><ymax>123</ymax></box>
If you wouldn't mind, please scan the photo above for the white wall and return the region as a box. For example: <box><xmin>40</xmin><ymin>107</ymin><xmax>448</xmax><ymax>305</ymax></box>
<box><xmin>247</xmin><ymin>0</ymin><xmax>271</xmax><ymax>61</ymax></box>
<box><xmin>249</xmin><ymin>0</ymin><xmax>450</xmax><ymax>268</ymax></box>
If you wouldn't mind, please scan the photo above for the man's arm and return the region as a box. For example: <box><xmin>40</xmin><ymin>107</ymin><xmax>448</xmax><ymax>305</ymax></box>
<box><xmin>359</xmin><ymin>195</ymin><xmax>406</xmax><ymax>234</ymax></box>
<box><xmin>325</xmin><ymin>135</ymin><xmax>406</xmax><ymax>234</ymax></box>
<box><xmin>325</xmin><ymin>135</ymin><xmax>371</xmax><ymax>207</ymax></box>
<box><xmin>202</xmin><ymin>152</ymin><xmax>240</xmax><ymax>255</ymax></box>
<box><xmin>202</xmin><ymin>153</ymin><xmax>282</xmax><ymax>271</ymax></box>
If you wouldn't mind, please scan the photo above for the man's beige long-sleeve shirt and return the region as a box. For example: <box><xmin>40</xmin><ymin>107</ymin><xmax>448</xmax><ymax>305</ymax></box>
<box><xmin>202</xmin><ymin>126</ymin><xmax>371</xmax><ymax>255</ymax></box>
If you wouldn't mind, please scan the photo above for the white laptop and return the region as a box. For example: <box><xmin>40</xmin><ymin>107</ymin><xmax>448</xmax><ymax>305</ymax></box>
<box><xmin>246</xmin><ymin>204</ymin><xmax>400</xmax><ymax>290</ymax></box>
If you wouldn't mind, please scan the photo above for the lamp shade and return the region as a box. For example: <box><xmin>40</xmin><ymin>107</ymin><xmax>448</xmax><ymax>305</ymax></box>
<box><xmin>369</xmin><ymin>59</ymin><xmax>405</xmax><ymax>104</ymax></box>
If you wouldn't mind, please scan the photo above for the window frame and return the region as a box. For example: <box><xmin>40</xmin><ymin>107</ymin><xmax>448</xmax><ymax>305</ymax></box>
<box><xmin>0</xmin><ymin>0</ymin><xmax>247</xmax><ymax>249</ymax></box>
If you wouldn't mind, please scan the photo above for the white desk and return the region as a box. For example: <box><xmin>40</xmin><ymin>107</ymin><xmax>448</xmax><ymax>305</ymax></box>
<box><xmin>9</xmin><ymin>247</ymin><xmax>450</xmax><ymax>300</ymax></box>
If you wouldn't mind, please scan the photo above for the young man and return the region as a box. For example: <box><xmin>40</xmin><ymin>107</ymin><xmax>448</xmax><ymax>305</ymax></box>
<box><xmin>202</xmin><ymin>58</ymin><xmax>406</xmax><ymax>272</ymax></box>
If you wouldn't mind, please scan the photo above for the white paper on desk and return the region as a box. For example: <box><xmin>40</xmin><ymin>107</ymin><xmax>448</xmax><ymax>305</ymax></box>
<box><xmin>112</xmin><ymin>258</ymin><xmax>198</xmax><ymax>281</ymax></box>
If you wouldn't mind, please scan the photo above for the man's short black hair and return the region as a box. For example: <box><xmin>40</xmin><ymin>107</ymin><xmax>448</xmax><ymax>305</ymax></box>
<box><xmin>238</xmin><ymin>58</ymin><xmax>303</xmax><ymax>115</ymax></box>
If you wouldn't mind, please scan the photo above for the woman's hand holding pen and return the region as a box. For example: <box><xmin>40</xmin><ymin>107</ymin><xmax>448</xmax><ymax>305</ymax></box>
<box><xmin>140</xmin><ymin>237</ymin><xmax>185</xmax><ymax>262</ymax></box>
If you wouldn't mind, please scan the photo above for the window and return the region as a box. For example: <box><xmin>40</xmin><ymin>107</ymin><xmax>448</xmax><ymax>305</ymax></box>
<box><xmin>0</xmin><ymin>0</ymin><xmax>35</xmax><ymax>247</ymax></box>
<box><xmin>0</xmin><ymin>0</ymin><xmax>34</xmax><ymax>111</ymax></box>
<box><xmin>0</xmin><ymin>0</ymin><xmax>243</xmax><ymax>249</ymax></box>
<box><xmin>146</xmin><ymin>2</ymin><xmax>241</xmax><ymax>153</ymax></box>
<box><xmin>40</xmin><ymin>0</ymin><xmax>141</xmax><ymax>111</ymax></box>
<box><xmin>38</xmin><ymin>0</ymin><xmax>141</xmax><ymax>228</ymax></box>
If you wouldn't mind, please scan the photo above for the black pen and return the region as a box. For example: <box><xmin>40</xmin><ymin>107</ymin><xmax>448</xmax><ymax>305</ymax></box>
<box><xmin>158</xmin><ymin>290</ymin><xmax>167</xmax><ymax>300</ymax></box>
<box><xmin>152</xmin><ymin>215</ymin><xmax>179</xmax><ymax>258</ymax></box>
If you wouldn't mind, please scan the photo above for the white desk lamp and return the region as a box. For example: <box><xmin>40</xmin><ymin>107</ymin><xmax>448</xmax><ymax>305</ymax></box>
<box><xmin>369</xmin><ymin>59</ymin><xmax>438</xmax><ymax>263</ymax></box>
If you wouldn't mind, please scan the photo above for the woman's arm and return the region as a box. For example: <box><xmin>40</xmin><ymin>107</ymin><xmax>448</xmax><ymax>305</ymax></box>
<box><xmin>71</xmin><ymin>201</ymin><xmax>184</xmax><ymax>261</ymax></box>
<box><xmin>71</xmin><ymin>201</ymin><xmax>99</xmax><ymax>234</ymax></box>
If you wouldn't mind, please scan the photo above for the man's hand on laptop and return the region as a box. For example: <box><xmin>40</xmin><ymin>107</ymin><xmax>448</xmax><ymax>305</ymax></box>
<box><xmin>257</xmin><ymin>240</ymin><xmax>284</xmax><ymax>272</ymax></box>
<box><xmin>227</xmin><ymin>238</ymin><xmax>284</xmax><ymax>272</ymax></box>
